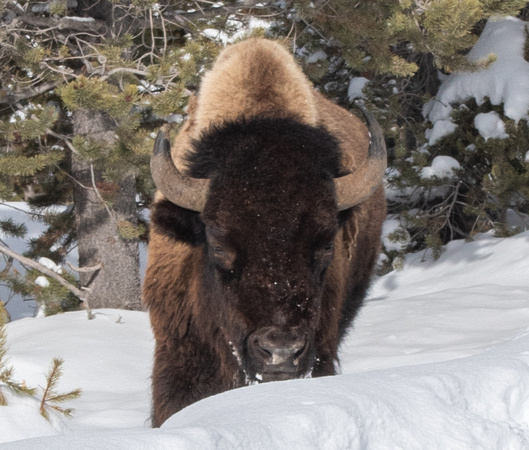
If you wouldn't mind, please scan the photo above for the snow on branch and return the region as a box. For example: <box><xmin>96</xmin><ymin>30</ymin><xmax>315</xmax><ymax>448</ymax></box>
<box><xmin>0</xmin><ymin>243</ymin><xmax>100</xmax><ymax>319</ymax></box>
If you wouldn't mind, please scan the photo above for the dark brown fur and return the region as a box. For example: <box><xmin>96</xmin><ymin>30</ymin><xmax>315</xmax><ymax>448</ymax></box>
<box><xmin>144</xmin><ymin>39</ymin><xmax>386</xmax><ymax>427</ymax></box>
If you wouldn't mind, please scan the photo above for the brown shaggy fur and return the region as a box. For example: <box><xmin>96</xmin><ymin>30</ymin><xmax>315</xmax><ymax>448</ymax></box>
<box><xmin>144</xmin><ymin>38</ymin><xmax>386</xmax><ymax>427</ymax></box>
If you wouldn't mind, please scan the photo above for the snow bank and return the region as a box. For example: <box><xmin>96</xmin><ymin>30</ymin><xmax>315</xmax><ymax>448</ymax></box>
<box><xmin>1</xmin><ymin>310</ymin><xmax>154</xmax><ymax>442</ymax></box>
<box><xmin>2</xmin><ymin>231</ymin><xmax>529</xmax><ymax>448</ymax></box>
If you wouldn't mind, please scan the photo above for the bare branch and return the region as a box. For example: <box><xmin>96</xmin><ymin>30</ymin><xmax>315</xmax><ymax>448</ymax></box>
<box><xmin>0</xmin><ymin>80</ymin><xmax>70</xmax><ymax>106</ymax></box>
<box><xmin>99</xmin><ymin>67</ymin><xmax>150</xmax><ymax>81</ymax></box>
<box><xmin>0</xmin><ymin>243</ymin><xmax>97</xmax><ymax>319</ymax></box>
<box><xmin>9</xmin><ymin>9</ymin><xmax>108</xmax><ymax>34</ymax></box>
<box><xmin>66</xmin><ymin>262</ymin><xmax>102</xmax><ymax>273</ymax></box>
<box><xmin>0</xmin><ymin>243</ymin><xmax>86</xmax><ymax>300</ymax></box>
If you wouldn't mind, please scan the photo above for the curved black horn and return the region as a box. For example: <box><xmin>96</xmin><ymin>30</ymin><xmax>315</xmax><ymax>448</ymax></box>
<box><xmin>334</xmin><ymin>102</ymin><xmax>387</xmax><ymax>211</ymax></box>
<box><xmin>150</xmin><ymin>130</ymin><xmax>209</xmax><ymax>212</ymax></box>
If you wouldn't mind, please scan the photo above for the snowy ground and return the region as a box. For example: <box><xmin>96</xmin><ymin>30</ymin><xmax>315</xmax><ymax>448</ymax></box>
<box><xmin>1</xmin><ymin>230</ymin><xmax>528</xmax><ymax>448</ymax></box>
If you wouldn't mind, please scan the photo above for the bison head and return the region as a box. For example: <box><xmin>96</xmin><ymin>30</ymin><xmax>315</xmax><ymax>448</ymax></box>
<box><xmin>151</xmin><ymin>107</ymin><xmax>385</xmax><ymax>383</ymax></box>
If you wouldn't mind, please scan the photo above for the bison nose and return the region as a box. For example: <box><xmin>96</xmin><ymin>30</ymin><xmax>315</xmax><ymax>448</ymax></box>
<box><xmin>249</xmin><ymin>327</ymin><xmax>308</xmax><ymax>369</ymax></box>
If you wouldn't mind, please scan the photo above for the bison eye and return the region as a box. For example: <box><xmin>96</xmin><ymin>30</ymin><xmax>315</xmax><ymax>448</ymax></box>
<box><xmin>214</xmin><ymin>245</ymin><xmax>224</xmax><ymax>255</ymax></box>
<box><xmin>209</xmin><ymin>243</ymin><xmax>236</xmax><ymax>270</ymax></box>
<box><xmin>318</xmin><ymin>241</ymin><xmax>334</xmax><ymax>258</ymax></box>
<box><xmin>314</xmin><ymin>241</ymin><xmax>334</xmax><ymax>268</ymax></box>
<box><xmin>324</xmin><ymin>242</ymin><xmax>334</xmax><ymax>252</ymax></box>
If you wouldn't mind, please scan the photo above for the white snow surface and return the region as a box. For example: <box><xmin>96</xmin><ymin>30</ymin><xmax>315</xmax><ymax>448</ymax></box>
<box><xmin>33</xmin><ymin>276</ymin><xmax>49</xmax><ymax>288</ymax></box>
<box><xmin>381</xmin><ymin>218</ymin><xmax>410</xmax><ymax>252</ymax></box>
<box><xmin>306</xmin><ymin>50</ymin><xmax>327</xmax><ymax>64</ymax></box>
<box><xmin>2</xmin><ymin>231</ymin><xmax>529</xmax><ymax>448</ymax></box>
<box><xmin>425</xmin><ymin>17</ymin><xmax>529</xmax><ymax>124</ymax></box>
<box><xmin>37</xmin><ymin>257</ymin><xmax>62</xmax><ymax>274</ymax></box>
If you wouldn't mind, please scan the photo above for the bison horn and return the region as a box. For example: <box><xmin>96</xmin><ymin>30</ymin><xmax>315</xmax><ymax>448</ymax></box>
<box><xmin>150</xmin><ymin>130</ymin><xmax>210</xmax><ymax>212</ymax></box>
<box><xmin>334</xmin><ymin>102</ymin><xmax>387</xmax><ymax>211</ymax></box>
<box><xmin>151</xmin><ymin>104</ymin><xmax>386</xmax><ymax>212</ymax></box>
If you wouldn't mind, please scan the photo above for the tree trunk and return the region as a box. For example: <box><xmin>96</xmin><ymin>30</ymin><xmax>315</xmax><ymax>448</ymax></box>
<box><xmin>72</xmin><ymin>109</ymin><xmax>142</xmax><ymax>310</ymax></box>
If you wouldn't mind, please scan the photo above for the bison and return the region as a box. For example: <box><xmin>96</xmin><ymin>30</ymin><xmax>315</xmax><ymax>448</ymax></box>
<box><xmin>144</xmin><ymin>38</ymin><xmax>387</xmax><ymax>427</ymax></box>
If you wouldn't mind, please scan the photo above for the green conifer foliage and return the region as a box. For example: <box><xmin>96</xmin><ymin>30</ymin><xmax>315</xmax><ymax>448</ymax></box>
<box><xmin>0</xmin><ymin>0</ymin><xmax>240</xmax><ymax>312</ymax></box>
<box><xmin>39</xmin><ymin>357</ymin><xmax>82</xmax><ymax>420</ymax></box>
<box><xmin>0</xmin><ymin>321</ymin><xmax>37</xmax><ymax>405</ymax></box>
<box><xmin>288</xmin><ymin>0</ymin><xmax>526</xmax><ymax>76</ymax></box>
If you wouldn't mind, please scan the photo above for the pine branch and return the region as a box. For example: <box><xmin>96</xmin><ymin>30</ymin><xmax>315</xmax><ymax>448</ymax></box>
<box><xmin>0</xmin><ymin>243</ymin><xmax>85</xmax><ymax>299</ymax></box>
<box><xmin>0</xmin><ymin>80</ymin><xmax>72</xmax><ymax>106</ymax></box>
<box><xmin>0</xmin><ymin>322</ymin><xmax>37</xmax><ymax>405</ymax></box>
<box><xmin>0</xmin><ymin>243</ymin><xmax>99</xmax><ymax>318</ymax></box>
<box><xmin>39</xmin><ymin>357</ymin><xmax>82</xmax><ymax>421</ymax></box>
<box><xmin>5</xmin><ymin>3</ymin><xmax>108</xmax><ymax>34</ymax></box>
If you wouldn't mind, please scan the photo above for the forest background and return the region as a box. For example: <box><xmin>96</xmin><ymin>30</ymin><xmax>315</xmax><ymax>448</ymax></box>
<box><xmin>1</xmin><ymin>0</ymin><xmax>528</xmax><ymax>320</ymax></box>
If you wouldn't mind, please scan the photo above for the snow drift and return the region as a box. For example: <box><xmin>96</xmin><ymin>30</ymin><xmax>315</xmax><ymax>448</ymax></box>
<box><xmin>1</xmin><ymin>231</ymin><xmax>529</xmax><ymax>448</ymax></box>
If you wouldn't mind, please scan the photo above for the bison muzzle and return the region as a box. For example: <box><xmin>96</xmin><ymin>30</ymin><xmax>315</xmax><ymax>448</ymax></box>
<box><xmin>144</xmin><ymin>38</ymin><xmax>387</xmax><ymax>427</ymax></box>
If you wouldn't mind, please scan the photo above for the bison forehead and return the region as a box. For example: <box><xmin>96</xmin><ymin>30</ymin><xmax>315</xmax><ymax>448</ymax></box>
<box><xmin>187</xmin><ymin>116</ymin><xmax>343</xmax><ymax>181</ymax></box>
<box><xmin>190</xmin><ymin>117</ymin><xmax>342</xmax><ymax>238</ymax></box>
<box><xmin>203</xmin><ymin>181</ymin><xmax>338</xmax><ymax>250</ymax></box>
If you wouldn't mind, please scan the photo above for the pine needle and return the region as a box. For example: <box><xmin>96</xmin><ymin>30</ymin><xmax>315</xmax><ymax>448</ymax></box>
<box><xmin>39</xmin><ymin>357</ymin><xmax>82</xmax><ymax>420</ymax></box>
<box><xmin>0</xmin><ymin>322</ymin><xmax>36</xmax><ymax>404</ymax></box>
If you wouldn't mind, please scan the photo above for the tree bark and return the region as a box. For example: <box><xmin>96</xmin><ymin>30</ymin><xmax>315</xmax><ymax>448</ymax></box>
<box><xmin>72</xmin><ymin>109</ymin><xmax>142</xmax><ymax>310</ymax></box>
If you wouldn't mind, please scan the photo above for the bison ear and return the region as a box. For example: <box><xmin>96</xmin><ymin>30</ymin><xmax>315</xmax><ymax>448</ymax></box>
<box><xmin>151</xmin><ymin>199</ymin><xmax>206</xmax><ymax>246</ymax></box>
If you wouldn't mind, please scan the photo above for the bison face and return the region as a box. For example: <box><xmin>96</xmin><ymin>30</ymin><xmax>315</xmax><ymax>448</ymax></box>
<box><xmin>190</xmin><ymin>118</ymin><xmax>342</xmax><ymax>383</ymax></box>
<box><xmin>202</xmin><ymin>195</ymin><xmax>338</xmax><ymax>382</ymax></box>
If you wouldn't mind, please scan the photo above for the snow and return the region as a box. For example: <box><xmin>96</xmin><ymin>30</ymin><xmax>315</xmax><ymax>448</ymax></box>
<box><xmin>425</xmin><ymin>17</ymin><xmax>529</xmax><ymax>124</ymax></box>
<box><xmin>420</xmin><ymin>155</ymin><xmax>460</xmax><ymax>179</ymax></box>
<box><xmin>425</xmin><ymin>118</ymin><xmax>457</xmax><ymax>145</ymax></box>
<box><xmin>2</xmin><ymin>15</ymin><xmax>529</xmax><ymax>446</ymax></box>
<box><xmin>33</xmin><ymin>276</ymin><xmax>49</xmax><ymax>288</ymax></box>
<box><xmin>64</xmin><ymin>16</ymin><xmax>95</xmax><ymax>23</ymax></box>
<box><xmin>2</xmin><ymin>231</ymin><xmax>529</xmax><ymax>448</ymax></box>
<box><xmin>202</xmin><ymin>28</ymin><xmax>230</xmax><ymax>45</ymax></box>
<box><xmin>347</xmin><ymin>77</ymin><xmax>369</xmax><ymax>101</ymax></box>
<box><xmin>474</xmin><ymin>111</ymin><xmax>509</xmax><ymax>141</ymax></box>
<box><xmin>37</xmin><ymin>257</ymin><xmax>62</xmax><ymax>274</ymax></box>
<box><xmin>306</xmin><ymin>50</ymin><xmax>327</xmax><ymax>64</ymax></box>
<box><xmin>381</xmin><ymin>218</ymin><xmax>410</xmax><ymax>252</ymax></box>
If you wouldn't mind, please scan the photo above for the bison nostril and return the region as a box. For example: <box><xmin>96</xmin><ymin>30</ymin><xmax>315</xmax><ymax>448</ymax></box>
<box><xmin>293</xmin><ymin>341</ymin><xmax>307</xmax><ymax>365</ymax></box>
<box><xmin>252</xmin><ymin>336</ymin><xmax>273</xmax><ymax>362</ymax></box>
<box><xmin>249</xmin><ymin>327</ymin><xmax>308</xmax><ymax>368</ymax></box>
